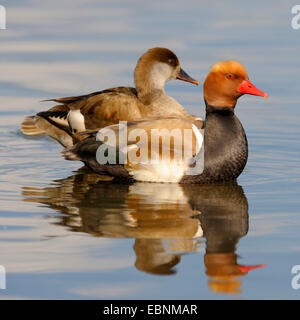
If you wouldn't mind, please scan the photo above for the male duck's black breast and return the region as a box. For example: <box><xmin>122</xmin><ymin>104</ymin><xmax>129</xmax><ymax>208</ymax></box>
<box><xmin>180</xmin><ymin>109</ymin><xmax>248</xmax><ymax>184</ymax></box>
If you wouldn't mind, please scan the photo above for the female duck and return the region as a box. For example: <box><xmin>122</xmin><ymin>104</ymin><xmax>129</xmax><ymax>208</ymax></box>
<box><xmin>21</xmin><ymin>47</ymin><xmax>198</xmax><ymax>148</ymax></box>
<box><xmin>62</xmin><ymin>60</ymin><xmax>268</xmax><ymax>184</ymax></box>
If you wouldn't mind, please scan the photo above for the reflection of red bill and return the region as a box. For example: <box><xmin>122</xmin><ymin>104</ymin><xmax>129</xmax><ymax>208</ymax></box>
<box><xmin>238</xmin><ymin>263</ymin><xmax>266</xmax><ymax>273</ymax></box>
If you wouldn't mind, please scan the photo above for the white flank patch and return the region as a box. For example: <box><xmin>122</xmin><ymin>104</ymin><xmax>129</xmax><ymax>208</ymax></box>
<box><xmin>67</xmin><ymin>109</ymin><xmax>85</xmax><ymax>132</ymax></box>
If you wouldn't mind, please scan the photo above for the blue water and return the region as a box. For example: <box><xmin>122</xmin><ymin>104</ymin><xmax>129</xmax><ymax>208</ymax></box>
<box><xmin>0</xmin><ymin>0</ymin><xmax>300</xmax><ymax>299</ymax></box>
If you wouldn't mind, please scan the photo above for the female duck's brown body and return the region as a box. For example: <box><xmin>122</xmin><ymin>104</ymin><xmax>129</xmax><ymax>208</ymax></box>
<box><xmin>21</xmin><ymin>47</ymin><xmax>198</xmax><ymax>147</ymax></box>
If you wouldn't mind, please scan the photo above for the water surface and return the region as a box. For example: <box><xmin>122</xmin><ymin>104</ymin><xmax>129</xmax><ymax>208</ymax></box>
<box><xmin>0</xmin><ymin>0</ymin><xmax>300</xmax><ymax>299</ymax></box>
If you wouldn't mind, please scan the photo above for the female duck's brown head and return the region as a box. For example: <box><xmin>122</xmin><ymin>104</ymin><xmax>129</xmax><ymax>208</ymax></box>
<box><xmin>203</xmin><ymin>60</ymin><xmax>268</xmax><ymax>108</ymax></box>
<box><xmin>134</xmin><ymin>47</ymin><xmax>198</xmax><ymax>98</ymax></box>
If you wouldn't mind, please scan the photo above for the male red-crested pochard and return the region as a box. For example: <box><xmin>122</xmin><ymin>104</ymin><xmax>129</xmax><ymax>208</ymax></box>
<box><xmin>62</xmin><ymin>60</ymin><xmax>268</xmax><ymax>184</ymax></box>
<box><xmin>21</xmin><ymin>47</ymin><xmax>199</xmax><ymax>148</ymax></box>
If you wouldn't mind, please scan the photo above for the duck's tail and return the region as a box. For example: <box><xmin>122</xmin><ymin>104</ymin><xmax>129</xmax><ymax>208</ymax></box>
<box><xmin>20</xmin><ymin>116</ymin><xmax>45</xmax><ymax>135</ymax></box>
<box><xmin>21</xmin><ymin>113</ymin><xmax>74</xmax><ymax>148</ymax></box>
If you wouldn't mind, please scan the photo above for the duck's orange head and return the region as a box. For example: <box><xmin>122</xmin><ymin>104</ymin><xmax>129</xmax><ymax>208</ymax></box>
<box><xmin>204</xmin><ymin>60</ymin><xmax>268</xmax><ymax>108</ymax></box>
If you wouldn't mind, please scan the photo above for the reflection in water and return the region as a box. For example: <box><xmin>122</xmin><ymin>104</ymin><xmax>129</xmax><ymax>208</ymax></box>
<box><xmin>22</xmin><ymin>169</ymin><xmax>265</xmax><ymax>294</ymax></box>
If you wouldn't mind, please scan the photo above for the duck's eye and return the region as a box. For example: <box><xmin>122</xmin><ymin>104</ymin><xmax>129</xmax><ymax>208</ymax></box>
<box><xmin>226</xmin><ymin>73</ymin><xmax>234</xmax><ymax>80</ymax></box>
<box><xmin>168</xmin><ymin>58</ymin><xmax>176</xmax><ymax>66</ymax></box>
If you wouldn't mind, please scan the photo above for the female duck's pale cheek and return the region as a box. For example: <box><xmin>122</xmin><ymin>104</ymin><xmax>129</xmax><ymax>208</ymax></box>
<box><xmin>150</xmin><ymin>63</ymin><xmax>173</xmax><ymax>87</ymax></box>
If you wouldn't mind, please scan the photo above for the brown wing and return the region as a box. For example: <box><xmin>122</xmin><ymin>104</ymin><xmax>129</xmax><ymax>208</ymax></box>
<box><xmin>21</xmin><ymin>87</ymin><xmax>142</xmax><ymax>146</ymax></box>
<box><xmin>78</xmin><ymin>90</ymin><xmax>142</xmax><ymax>129</ymax></box>
<box><xmin>43</xmin><ymin>86</ymin><xmax>143</xmax><ymax>130</ymax></box>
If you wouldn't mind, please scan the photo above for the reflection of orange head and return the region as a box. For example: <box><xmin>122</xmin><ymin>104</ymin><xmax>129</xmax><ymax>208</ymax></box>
<box><xmin>205</xmin><ymin>253</ymin><xmax>245</xmax><ymax>279</ymax></box>
<box><xmin>205</xmin><ymin>253</ymin><xmax>265</xmax><ymax>294</ymax></box>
